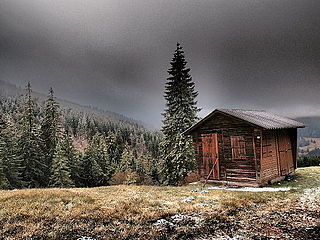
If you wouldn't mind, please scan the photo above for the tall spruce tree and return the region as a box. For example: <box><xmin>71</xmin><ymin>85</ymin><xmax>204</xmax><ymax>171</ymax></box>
<box><xmin>79</xmin><ymin>134</ymin><xmax>111</xmax><ymax>187</ymax></box>
<box><xmin>62</xmin><ymin>128</ymin><xmax>80</xmax><ymax>186</ymax></box>
<box><xmin>40</xmin><ymin>87</ymin><xmax>60</xmax><ymax>181</ymax></box>
<box><xmin>119</xmin><ymin>142</ymin><xmax>136</xmax><ymax>172</ymax></box>
<box><xmin>161</xmin><ymin>43</ymin><xmax>200</xmax><ymax>185</ymax></box>
<box><xmin>0</xmin><ymin>114</ymin><xmax>23</xmax><ymax>189</ymax></box>
<box><xmin>18</xmin><ymin>83</ymin><xmax>46</xmax><ymax>188</ymax></box>
<box><xmin>50</xmin><ymin>139</ymin><xmax>74</xmax><ymax>188</ymax></box>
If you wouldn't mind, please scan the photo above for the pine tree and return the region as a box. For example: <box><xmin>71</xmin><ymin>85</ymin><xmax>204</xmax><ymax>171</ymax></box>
<box><xmin>40</xmin><ymin>87</ymin><xmax>60</xmax><ymax>181</ymax></box>
<box><xmin>50</xmin><ymin>140</ymin><xmax>74</xmax><ymax>188</ymax></box>
<box><xmin>160</xmin><ymin>43</ymin><xmax>200</xmax><ymax>185</ymax></box>
<box><xmin>18</xmin><ymin>83</ymin><xmax>46</xmax><ymax>188</ymax></box>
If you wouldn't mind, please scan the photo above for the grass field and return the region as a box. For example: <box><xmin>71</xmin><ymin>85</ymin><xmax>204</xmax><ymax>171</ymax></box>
<box><xmin>0</xmin><ymin>167</ymin><xmax>320</xmax><ymax>240</ymax></box>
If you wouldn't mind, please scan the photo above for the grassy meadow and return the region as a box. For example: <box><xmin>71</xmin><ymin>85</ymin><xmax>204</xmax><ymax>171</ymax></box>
<box><xmin>0</xmin><ymin>167</ymin><xmax>319</xmax><ymax>240</ymax></box>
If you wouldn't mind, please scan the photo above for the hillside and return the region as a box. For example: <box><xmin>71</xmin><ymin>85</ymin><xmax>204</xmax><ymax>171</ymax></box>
<box><xmin>0</xmin><ymin>80</ymin><xmax>153</xmax><ymax>130</ymax></box>
<box><xmin>0</xmin><ymin>167</ymin><xmax>319</xmax><ymax>239</ymax></box>
<box><xmin>297</xmin><ymin>117</ymin><xmax>320</xmax><ymax>138</ymax></box>
<box><xmin>0</xmin><ymin>80</ymin><xmax>162</xmax><ymax>189</ymax></box>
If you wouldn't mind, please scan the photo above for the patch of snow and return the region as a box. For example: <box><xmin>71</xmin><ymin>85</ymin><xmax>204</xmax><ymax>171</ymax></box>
<box><xmin>153</xmin><ymin>219</ymin><xmax>175</xmax><ymax>228</ymax></box>
<box><xmin>181</xmin><ymin>197</ymin><xmax>195</xmax><ymax>203</ymax></box>
<box><xmin>207</xmin><ymin>186</ymin><xmax>293</xmax><ymax>192</ymax></box>
<box><xmin>129</xmin><ymin>196</ymin><xmax>139</xmax><ymax>201</ymax></box>
<box><xmin>200</xmin><ymin>190</ymin><xmax>209</xmax><ymax>194</ymax></box>
<box><xmin>66</xmin><ymin>202</ymin><xmax>74</xmax><ymax>211</ymax></box>
<box><xmin>171</xmin><ymin>214</ymin><xmax>187</xmax><ymax>222</ymax></box>
<box><xmin>300</xmin><ymin>187</ymin><xmax>320</xmax><ymax>209</ymax></box>
<box><xmin>77</xmin><ymin>237</ymin><xmax>96</xmax><ymax>240</ymax></box>
<box><xmin>189</xmin><ymin>182</ymin><xmax>200</xmax><ymax>185</ymax></box>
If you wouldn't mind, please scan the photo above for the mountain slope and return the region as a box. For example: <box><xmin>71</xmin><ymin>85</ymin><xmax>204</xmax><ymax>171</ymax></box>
<box><xmin>0</xmin><ymin>80</ymin><xmax>153</xmax><ymax>130</ymax></box>
<box><xmin>296</xmin><ymin>117</ymin><xmax>320</xmax><ymax>138</ymax></box>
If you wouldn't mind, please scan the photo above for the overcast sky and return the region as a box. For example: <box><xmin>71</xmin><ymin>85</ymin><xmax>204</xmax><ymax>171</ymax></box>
<box><xmin>1</xmin><ymin>0</ymin><xmax>320</xmax><ymax>127</ymax></box>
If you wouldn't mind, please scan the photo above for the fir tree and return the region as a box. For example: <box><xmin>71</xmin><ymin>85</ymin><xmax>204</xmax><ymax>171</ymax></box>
<box><xmin>50</xmin><ymin>140</ymin><xmax>74</xmax><ymax>188</ymax></box>
<box><xmin>0</xmin><ymin>114</ymin><xmax>23</xmax><ymax>188</ymax></box>
<box><xmin>40</xmin><ymin>87</ymin><xmax>60</xmax><ymax>181</ymax></box>
<box><xmin>18</xmin><ymin>83</ymin><xmax>46</xmax><ymax>188</ymax></box>
<box><xmin>160</xmin><ymin>43</ymin><xmax>200</xmax><ymax>185</ymax></box>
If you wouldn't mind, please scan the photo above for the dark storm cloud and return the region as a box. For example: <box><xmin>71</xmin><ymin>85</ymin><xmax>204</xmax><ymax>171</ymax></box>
<box><xmin>1</xmin><ymin>0</ymin><xmax>320</xmax><ymax>127</ymax></box>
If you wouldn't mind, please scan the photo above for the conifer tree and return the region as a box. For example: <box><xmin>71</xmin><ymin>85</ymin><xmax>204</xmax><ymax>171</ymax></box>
<box><xmin>0</xmin><ymin>115</ymin><xmax>9</xmax><ymax>189</ymax></box>
<box><xmin>79</xmin><ymin>134</ymin><xmax>111</xmax><ymax>187</ymax></box>
<box><xmin>62</xmin><ymin>128</ymin><xmax>80</xmax><ymax>186</ymax></box>
<box><xmin>18</xmin><ymin>83</ymin><xmax>46</xmax><ymax>188</ymax></box>
<box><xmin>40</xmin><ymin>87</ymin><xmax>60</xmax><ymax>181</ymax></box>
<box><xmin>160</xmin><ymin>43</ymin><xmax>200</xmax><ymax>185</ymax></box>
<box><xmin>50</xmin><ymin>140</ymin><xmax>74</xmax><ymax>188</ymax></box>
<box><xmin>119</xmin><ymin>143</ymin><xmax>136</xmax><ymax>172</ymax></box>
<box><xmin>0</xmin><ymin>114</ymin><xmax>23</xmax><ymax>188</ymax></box>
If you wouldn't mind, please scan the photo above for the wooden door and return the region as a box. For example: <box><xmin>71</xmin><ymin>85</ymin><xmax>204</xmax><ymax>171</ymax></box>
<box><xmin>277</xmin><ymin>130</ymin><xmax>294</xmax><ymax>175</ymax></box>
<box><xmin>201</xmin><ymin>133</ymin><xmax>219</xmax><ymax>179</ymax></box>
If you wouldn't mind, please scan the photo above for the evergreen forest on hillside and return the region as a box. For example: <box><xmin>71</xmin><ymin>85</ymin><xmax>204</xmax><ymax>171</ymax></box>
<box><xmin>0</xmin><ymin>43</ymin><xmax>200</xmax><ymax>189</ymax></box>
<box><xmin>0</xmin><ymin>83</ymin><xmax>163</xmax><ymax>189</ymax></box>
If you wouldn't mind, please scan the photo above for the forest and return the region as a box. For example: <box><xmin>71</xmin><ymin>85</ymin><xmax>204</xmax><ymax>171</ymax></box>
<box><xmin>0</xmin><ymin>43</ymin><xmax>199</xmax><ymax>189</ymax></box>
<box><xmin>0</xmin><ymin>83</ymin><xmax>163</xmax><ymax>189</ymax></box>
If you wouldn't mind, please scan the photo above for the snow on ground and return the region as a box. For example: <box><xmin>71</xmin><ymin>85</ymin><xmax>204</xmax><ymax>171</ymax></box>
<box><xmin>207</xmin><ymin>186</ymin><xmax>293</xmax><ymax>192</ymax></box>
<box><xmin>300</xmin><ymin>187</ymin><xmax>320</xmax><ymax>209</ymax></box>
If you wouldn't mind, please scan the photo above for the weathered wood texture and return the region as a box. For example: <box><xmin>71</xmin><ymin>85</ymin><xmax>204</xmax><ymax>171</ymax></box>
<box><xmin>259</xmin><ymin>129</ymin><xmax>296</xmax><ymax>184</ymax></box>
<box><xmin>192</xmin><ymin>112</ymin><xmax>259</xmax><ymax>183</ymax></box>
<box><xmin>260</xmin><ymin>130</ymin><xmax>279</xmax><ymax>182</ymax></box>
<box><xmin>191</xmin><ymin>111</ymin><xmax>298</xmax><ymax>186</ymax></box>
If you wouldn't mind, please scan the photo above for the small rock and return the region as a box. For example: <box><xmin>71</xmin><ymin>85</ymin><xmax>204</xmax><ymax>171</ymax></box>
<box><xmin>181</xmin><ymin>197</ymin><xmax>195</xmax><ymax>203</ymax></box>
<box><xmin>191</xmin><ymin>189</ymin><xmax>198</xmax><ymax>192</ymax></box>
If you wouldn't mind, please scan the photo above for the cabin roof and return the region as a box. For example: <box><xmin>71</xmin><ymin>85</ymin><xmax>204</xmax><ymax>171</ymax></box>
<box><xmin>184</xmin><ymin>109</ymin><xmax>305</xmax><ymax>135</ymax></box>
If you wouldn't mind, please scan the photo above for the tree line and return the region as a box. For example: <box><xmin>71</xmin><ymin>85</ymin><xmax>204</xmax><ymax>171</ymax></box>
<box><xmin>0</xmin><ymin>43</ymin><xmax>199</xmax><ymax>189</ymax></box>
<box><xmin>0</xmin><ymin>83</ymin><xmax>163</xmax><ymax>189</ymax></box>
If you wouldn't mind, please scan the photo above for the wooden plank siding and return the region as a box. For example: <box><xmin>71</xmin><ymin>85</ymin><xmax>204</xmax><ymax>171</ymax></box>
<box><xmin>191</xmin><ymin>112</ymin><xmax>260</xmax><ymax>183</ymax></box>
<box><xmin>188</xmin><ymin>110</ymin><xmax>302</xmax><ymax>186</ymax></box>
<box><xmin>260</xmin><ymin>130</ymin><xmax>280</xmax><ymax>183</ymax></box>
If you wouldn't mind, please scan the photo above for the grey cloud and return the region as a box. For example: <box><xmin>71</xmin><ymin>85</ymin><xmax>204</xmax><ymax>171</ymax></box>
<box><xmin>1</xmin><ymin>0</ymin><xmax>320</xmax><ymax>127</ymax></box>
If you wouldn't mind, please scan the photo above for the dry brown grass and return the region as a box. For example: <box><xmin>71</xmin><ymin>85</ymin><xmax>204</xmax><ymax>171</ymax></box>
<box><xmin>0</xmin><ymin>167</ymin><xmax>319</xmax><ymax>239</ymax></box>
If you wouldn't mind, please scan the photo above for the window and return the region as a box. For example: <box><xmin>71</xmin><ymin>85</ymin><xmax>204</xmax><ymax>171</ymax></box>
<box><xmin>230</xmin><ymin>136</ymin><xmax>246</xmax><ymax>159</ymax></box>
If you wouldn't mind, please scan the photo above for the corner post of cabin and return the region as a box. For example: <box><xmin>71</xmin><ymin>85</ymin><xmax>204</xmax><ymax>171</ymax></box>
<box><xmin>253</xmin><ymin>128</ymin><xmax>262</xmax><ymax>185</ymax></box>
<box><xmin>291</xmin><ymin>128</ymin><xmax>298</xmax><ymax>169</ymax></box>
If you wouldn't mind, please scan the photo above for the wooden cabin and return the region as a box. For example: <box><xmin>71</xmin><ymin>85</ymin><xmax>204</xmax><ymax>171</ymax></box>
<box><xmin>184</xmin><ymin>109</ymin><xmax>305</xmax><ymax>186</ymax></box>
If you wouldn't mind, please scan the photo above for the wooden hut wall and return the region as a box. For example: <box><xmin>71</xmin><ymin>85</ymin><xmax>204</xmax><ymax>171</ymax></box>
<box><xmin>220</xmin><ymin>128</ymin><xmax>257</xmax><ymax>182</ymax></box>
<box><xmin>260</xmin><ymin>130</ymin><xmax>280</xmax><ymax>182</ymax></box>
<box><xmin>192</xmin><ymin>112</ymin><xmax>260</xmax><ymax>182</ymax></box>
<box><xmin>276</xmin><ymin>129</ymin><xmax>295</xmax><ymax>175</ymax></box>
